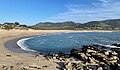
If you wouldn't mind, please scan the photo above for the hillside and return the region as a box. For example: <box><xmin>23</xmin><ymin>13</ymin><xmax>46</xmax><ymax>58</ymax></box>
<box><xmin>83</xmin><ymin>19</ymin><xmax>120</xmax><ymax>30</ymax></box>
<box><xmin>31</xmin><ymin>21</ymin><xmax>81</xmax><ymax>30</ymax></box>
<box><xmin>1</xmin><ymin>19</ymin><xmax>120</xmax><ymax>30</ymax></box>
<box><xmin>31</xmin><ymin>19</ymin><xmax>120</xmax><ymax>30</ymax></box>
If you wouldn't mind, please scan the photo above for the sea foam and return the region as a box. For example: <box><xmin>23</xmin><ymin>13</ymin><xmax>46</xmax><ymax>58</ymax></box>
<box><xmin>105</xmin><ymin>45</ymin><xmax>120</xmax><ymax>48</ymax></box>
<box><xmin>17</xmin><ymin>37</ymin><xmax>37</xmax><ymax>52</ymax></box>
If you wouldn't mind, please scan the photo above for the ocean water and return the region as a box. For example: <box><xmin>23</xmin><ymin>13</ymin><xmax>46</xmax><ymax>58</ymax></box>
<box><xmin>17</xmin><ymin>32</ymin><xmax>120</xmax><ymax>54</ymax></box>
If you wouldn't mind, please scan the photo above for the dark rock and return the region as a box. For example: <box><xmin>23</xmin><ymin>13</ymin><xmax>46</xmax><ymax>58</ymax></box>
<box><xmin>70</xmin><ymin>49</ymin><xmax>80</xmax><ymax>55</ymax></box>
<box><xmin>115</xmin><ymin>66</ymin><xmax>120</xmax><ymax>70</ymax></box>
<box><xmin>64</xmin><ymin>54</ymin><xmax>71</xmax><ymax>58</ymax></box>
<box><xmin>58</xmin><ymin>52</ymin><xmax>65</xmax><ymax>58</ymax></box>
<box><xmin>10</xmin><ymin>66</ymin><xmax>13</xmax><ymax>69</ymax></box>
<box><xmin>82</xmin><ymin>45</ymin><xmax>101</xmax><ymax>52</ymax></box>
<box><xmin>6</xmin><ymin>54</ymin><xmax>11</xmax><ymax>57</ymax></box>
<box><xmin>111</xmin><ymin>48</ymin><xmax>120</xmax><ymax>55</ymax></box>
<box><xmin>109</xmin><ymin>63</ymin><xmax>120</xmax><ymax>70</ymax></box>
<box><xmin>86</xmin><ymin>64</ymin><xmax>98</xmax><ymax>70</ymax></box>
<box><xmin>92</xmin><ymin>54</ymin><xmax>104</xmax><ymax>62</ymax></box>
<box><xmin>112</xmin><ymin>44</ymin><xmax>120</xmax><ymax>47</ymax></box>
<box><xmin>100</xmin><ymin>64</ymin><xmax>110</xmax><ymax>70</ymax></box>
<box><xmin>111</xmin><ymin>48</ymin><xmax>120</xmax><ymax>52</ymax></box>
<box><xmin>70</xmin><ymin>49</ymin><xmax>86</xmax><ymax>61</ymax></box>
<box><xmin>42</xmin><ymin>65</ymin><xmax>49</xmax><ymax>68</ymax></box>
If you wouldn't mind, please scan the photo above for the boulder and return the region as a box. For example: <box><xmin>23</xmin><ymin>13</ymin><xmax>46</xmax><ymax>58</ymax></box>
<box><xmin>64</xmin><ymin>62</ymin><xmax>73</xmax><ymax>70</ymax></box>
<box><xmin>98</xmin><ymin>66</ymin><xmax>103</xmax><ymax>70</ymax></box>
<box><xmin>86</xmin><ymin>49</ymin><xmax>97</xmax><ymax>53</ymax></box>
<box><xmin>104</xmin><ymin>50</ymin><xmax>110</xmax><ymax>56</ymax></box>
<box><xmin>111</xmin><ymin>48</ymin><xmax>120</xmax><ymax>55</ymax></box>
<box><xmin>70</xmin><ymin>49</ymin><xmax>80</xmax><ymax>55</ymax></box>
<box><xmin>70</xmin><ymin>49</ymin><xmax>85</xmax><ymax>61</ymax></box>
<box><xmin>100</xmin><ymin>64</ymin><xmax>110</xmax><ymax>70</ymax></box>
<box><xmin>86</xmin><ymin>64</ymin><xmax>99</xmax><ymax>70</ymax></box>
<box><xmin>6</xmin><ymin>54</ymin><xmax>11</xmax><ymax>57</ymax></box>
<box><xmin>64</xmin><ymin>61</ymin><xmax>85</xmax><ymax>70</ymax></box>
<box><xmin>85</xmin><ymin>53</ymin><xmax>91</xmax><ymax>57</ymax></box>
<box><xmin>82</xmin><ymin>45</ymin><xmax>101</xmax><ymax>52</ymax></box>
<box><xmin>112</xmin><ymin>44</ymin><xmax>120</xmax><ymax>47</ymax></box>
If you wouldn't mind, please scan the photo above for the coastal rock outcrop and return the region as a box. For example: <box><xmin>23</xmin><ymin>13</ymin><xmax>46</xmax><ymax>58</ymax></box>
<box><xmin>63</xmin><ymin>44</ymin><xmax>120</xmax><ymax>70</ymax></box>
<box><xmin>112</xmin><ymin>43</ymin><xmax>120</xmax><ymax>47</ymax></box>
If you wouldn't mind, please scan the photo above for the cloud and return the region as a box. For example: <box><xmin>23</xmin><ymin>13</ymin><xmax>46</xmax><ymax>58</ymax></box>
<box><xmin>98</xmin><ymin>0</ymin><xmax>111</xmax><ymax>3</ymax></box>
<box><xmin>46</xmin><ymin>0</ymin><xmax>120</xmax><ymax>23</ymax></box>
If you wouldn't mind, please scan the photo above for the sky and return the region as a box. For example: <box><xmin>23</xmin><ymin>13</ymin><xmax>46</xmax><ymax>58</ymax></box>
<box><xmin>0</xmin><ymin>0</ymin><xmax>120</xmax><ymax>25</ymax></box>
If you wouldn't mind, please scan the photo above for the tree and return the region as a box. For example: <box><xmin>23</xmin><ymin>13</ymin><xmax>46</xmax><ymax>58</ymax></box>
<box><xmin>19</xmin><ymin>25</ymin><xmax>27</xmax><ymax>27</ymax></box>
<box><xmin>15</xmin><ymin>22</ymin><xmax>20</xmax><ymax>26</ymax></box>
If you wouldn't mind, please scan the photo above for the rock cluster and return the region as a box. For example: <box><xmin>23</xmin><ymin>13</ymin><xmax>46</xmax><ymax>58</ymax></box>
<box><xmin>64</xmin><ymin>44</ymin><xmax>120</xmax><ymax>70</ymax></box>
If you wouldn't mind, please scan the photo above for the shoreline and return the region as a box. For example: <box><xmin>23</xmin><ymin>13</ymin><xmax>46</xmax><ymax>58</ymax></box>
<box><xmin>0</xmin><ymin>29</ymin><xmax>73</xmax><ymax>70</ymax></box>
<box><xmin>1</xmin><ymin>29</ymin><xmax>120</xmax><ymax>70</ymax></box>
<box><xmin>5</xmin><ymin>30</ymin><xmax>120</xmax><ymax>54</ymax></box>
<box><xmin>4</xmin><ymin>35</ymin><xmax>39</xmax><ymax>53</ymax></box>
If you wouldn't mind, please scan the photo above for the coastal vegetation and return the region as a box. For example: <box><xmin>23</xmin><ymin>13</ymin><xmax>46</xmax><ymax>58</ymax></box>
<box><xmin>1</xmin><ymin>19</ymin><xmax>120</xmax><ymax>30</ymax></box>
<box><xmin>0</xmin><ymin>22</ymin><xmax>28</xmax><ymax>30</ymax></box>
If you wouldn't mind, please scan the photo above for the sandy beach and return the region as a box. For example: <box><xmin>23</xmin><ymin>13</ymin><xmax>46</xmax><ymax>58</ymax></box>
<box><xmin>0</xmin><ymin>29</ymin><xmax>117</xmax><ymax>70</ymax></box>
<box><xmin>0</xmin><ymin>29</ymin><xmax>76</xmax><ymax>70</ymax></box>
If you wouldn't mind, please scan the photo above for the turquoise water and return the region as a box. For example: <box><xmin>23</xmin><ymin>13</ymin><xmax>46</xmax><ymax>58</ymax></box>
<box><xmin>20</xmin><ymin>32</ymin><xmax>120</xmax><ymax>54</ymax></box>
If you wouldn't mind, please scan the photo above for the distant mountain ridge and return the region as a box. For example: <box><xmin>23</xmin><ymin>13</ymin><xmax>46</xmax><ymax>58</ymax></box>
<box><xmin>31</xmin><ymin>19</ymin><xmax>120</xmax><ymax>30</ymax></box>
<box><xmin>31</xmin><ymin>21</ymin><xmax>80</xmax><ymax>30</ymax></box>
<box><xmin>1</xmin><ymin>19</ymin><xmax>120</xmax><ymax>30</ymax></box>
<box><xmin>83</xmin><ymin>19</ymin><xmax>120</xmax><ymax>29</ymax></box>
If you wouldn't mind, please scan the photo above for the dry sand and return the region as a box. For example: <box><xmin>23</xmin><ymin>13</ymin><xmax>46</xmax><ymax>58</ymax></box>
<box><xmin>0</xmin><ymin>29</ymin><xmax>115</xmax><ymax>70</ymax></box>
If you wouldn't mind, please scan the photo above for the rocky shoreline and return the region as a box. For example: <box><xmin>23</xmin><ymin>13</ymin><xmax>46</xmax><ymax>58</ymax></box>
<box><xmin>2</xmin><ymin>30</ymin><xmax>120</xmax><ymax>70</ymax></box>
<box><xmin>3</xmin><ymin>43</ymin><xmax>120</xmax><ymax>70</ymax></box>
<box><xmin>4</xmin><ymin>41</ymin><xmax>120</xmax><ymax>70</ymax></box>
<box><xmin>43</xmin><ymin>44</ymin><xmax>120</xmax><ymax>70</ymax></box>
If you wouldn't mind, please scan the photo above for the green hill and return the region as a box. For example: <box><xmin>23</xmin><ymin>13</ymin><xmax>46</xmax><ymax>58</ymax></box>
<box><xmin>82</xmin><ymin>19</ymin><xmax>120</xmax><ymax>30</ymax></box>
<box><xmin>31</xmin><ymin>19</ymin><xmax>120</xmax><ymax>30</ymax></box>
<box><xmin>31</xmin><ymin>21</ymin><xmax>81</xmax><ymax>30</ymax></box>
<box><xmin>1</xmin><ymin>19</ymin><xmax>120</xmax><ymax>30</ymax></box>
